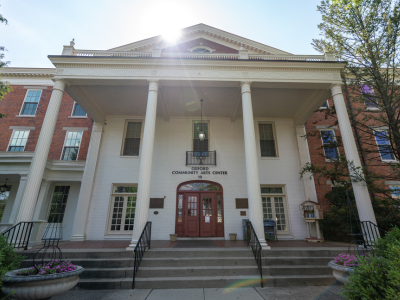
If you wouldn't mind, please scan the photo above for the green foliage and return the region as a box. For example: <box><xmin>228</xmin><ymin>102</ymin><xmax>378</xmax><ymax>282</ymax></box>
<box><xmin>341</xmin><ymin>229</ymin><xmax>400</xmax><ymax>299</ymax></box>
<box><xmin>0</xmin><ymin>5</ymin><xmax>11</xmax><ymax>119</ymax></box>
<box><xmin>0</xmin><ymin>235</ymin><xmax>24</xmax><ymax>299</ymax></box>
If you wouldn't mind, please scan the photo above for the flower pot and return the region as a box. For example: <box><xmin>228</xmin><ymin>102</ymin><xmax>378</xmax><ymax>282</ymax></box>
<box><xmin>170</xmin><ymin>234</ymin><xmax>178</xmax><ymax>242</ymax></box>
<box><xmin>229</xmin><ymin>233</ymin><xmax>237</xmax><ymax>241</ymax></box>
<box><xmin>328</xmin><ymin>260</ymin><xmax>354</xmax><ymax>284</ymax></box>
<box><xmin>2</xmin><ymin>266</ymin><xmax>84</xmax><ymax>300</ymax></box>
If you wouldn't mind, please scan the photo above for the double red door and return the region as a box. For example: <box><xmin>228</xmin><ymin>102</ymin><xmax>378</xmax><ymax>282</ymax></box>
<box><xmin>178</xmin><ymin>192</ymin><xmax>221</xmax><ymax>237</ymax></box>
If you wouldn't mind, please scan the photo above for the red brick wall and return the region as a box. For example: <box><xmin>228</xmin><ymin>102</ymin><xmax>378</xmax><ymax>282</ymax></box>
<box><xmin>162</xmin><ymin>38</ymin><xmax>239</xmax><ymax>53</ymax></box>
<box><xmin>0</xmin><ymin>85</ymin><xmax>92</xmax><ymax>160</ymax></box>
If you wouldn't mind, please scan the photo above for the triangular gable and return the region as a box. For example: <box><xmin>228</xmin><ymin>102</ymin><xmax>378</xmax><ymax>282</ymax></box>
<box><xmin>109</xmin><ymin>24</ymin><xmax>291</xmax><ymax>55</ymax></box>
<box><xmin>162</xmin><ymin>38</ymin><xmax>238</xmax><ymax>54</ymax></box>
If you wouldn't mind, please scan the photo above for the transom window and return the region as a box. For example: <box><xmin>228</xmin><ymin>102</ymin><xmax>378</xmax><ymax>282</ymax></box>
<box><xmin>47</xmin><ymin>186</ymin><xmax>70</xmax><ymax>223</ymax></box>
<box><xmin>0</xmin><ymin>185</ymin><xmax>11</xmax><ymax>222</ymax></box>
<box><xmin>72</xmin><ymin>102</ymin><xmax>87</xmax><ymax>117</ymax></box>
<box><xmin>193</xmin><ymin>121</ymin><xmax>209</xmax><ymax>153</ymax></box>
<box><xmin>122</xmin><ymin>121</ymin><xmax>142</xmax><ymax>156</ymax></box>
<box><xmin>107</xmin><ymin>185</ymin><xmax>137</xmax><ymax>233</ymax></box>
<box><xmin>374</xmin><ymin>130</ymin><xmax>395</xmax><ymax>161</ymax></box>
<box><xmin>261</xmin><ymin>186</ymin><xmax>288</xmax><ymax>233</ymax></box>
<box><xmin>20</xmin><ymin>90</ymin><xmax>41</xmax><ymax>115</ymax></box>
<box><xmin>320</xmin><ymin>130</ymin><xmax>339</xmax><ymax>160</ymax></box>
<box><xmin>8</xmin><ymin>130</ymin><xmax>29</xmax><ymax>151</ymax></box>
<box><xmin>259</xmin><ymin>123</ymin><xmax>277</xmax><ymax>157</ymax></box>
<box><xmin>179</xmin><ymin>182</ymin><xmax>220</xmax><ymax>191</ymax></box>
<box><xmin>61</xmin><ymin>131</ymin><xmax>83</xmax><ymax>161</ymax></box>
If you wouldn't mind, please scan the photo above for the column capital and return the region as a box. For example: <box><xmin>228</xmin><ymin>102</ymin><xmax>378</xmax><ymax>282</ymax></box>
<box><xmin>331</xmin><ymin>84</ymin><xmax>343</xmax><ymax>97</ymax></box>
<box><xmin>52</xmin><ymin>79</ymin><xmax>66</xmax><ymax>92</ymax></box>
<box><xmin>92</xmin><ymin>122</ymin><xmax>104</xmax><ymax>133</ymax></box>
<box><xmin>148</xmin><ymin>80</ymin><xmax>159</xmax><ymax>92</ymax></box>
<box><xmin>240</xmin><ymin>82</ymin><xmax>252</xmax><ymax>94</ymax></box>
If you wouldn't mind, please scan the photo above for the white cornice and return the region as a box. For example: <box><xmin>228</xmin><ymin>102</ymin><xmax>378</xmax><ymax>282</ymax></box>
<box><xmin>0</xmin><ymin>67</ymin><xmax>56</xmax><ymax>78</ymax></box>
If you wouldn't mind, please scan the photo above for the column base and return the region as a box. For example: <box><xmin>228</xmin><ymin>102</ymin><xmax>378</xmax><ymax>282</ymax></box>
<box><xmin>126</xmin><ymin>240</ymin><xmax>138</xmax><ymax>251</ymax></box>
<box><xmin>259</xmin><ymin>239</ymin><xmax>271</xmax><ymax>250</ymax></box>
<box><xmin>70</xmin><ymin>234</ymin><xmax>86</xmax><ymax>242</ymax></box>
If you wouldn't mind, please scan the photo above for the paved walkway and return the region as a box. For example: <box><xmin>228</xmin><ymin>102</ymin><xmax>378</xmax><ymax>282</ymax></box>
<box><xmin>52</xmin><ymin>285</ymin><xmax>345</xmax><ymax>300</ymax></box>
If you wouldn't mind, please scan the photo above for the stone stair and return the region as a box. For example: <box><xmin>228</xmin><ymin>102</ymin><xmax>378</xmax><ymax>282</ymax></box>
<box><xmin>20</xmin><ymin>246</ymin><xmax>345</xmax><ymax>289</ymax></box>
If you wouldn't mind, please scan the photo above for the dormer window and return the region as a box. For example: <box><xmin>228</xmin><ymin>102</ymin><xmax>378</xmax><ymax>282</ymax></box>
<box><xmin>189</xmin><ymin>45</ymin><xmax>214</xmax><ymax>53</ymax></box>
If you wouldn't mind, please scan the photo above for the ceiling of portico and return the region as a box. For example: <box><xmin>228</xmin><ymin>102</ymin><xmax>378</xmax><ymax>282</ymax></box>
<box><xmin>67</xmin><ymin>81</ymin><xmax>332</xmax><ymax>124</ymax></box>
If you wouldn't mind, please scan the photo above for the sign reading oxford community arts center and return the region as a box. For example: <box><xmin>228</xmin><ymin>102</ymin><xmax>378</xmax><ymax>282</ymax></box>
<box><xmin>172</xmin><ymin>167</ymin><xmax>227</xmax><ymax>175</ymax></box>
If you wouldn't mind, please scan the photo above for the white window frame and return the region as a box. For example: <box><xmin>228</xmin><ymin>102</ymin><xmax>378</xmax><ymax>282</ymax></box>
<box><xmin>70</xmin><ymin>102</ymin><xmax>87</xmax><ymax>118</ymax></box>
<box><xmin>260</xmin><ymin>185</ymin><xmax>290</xmax><ymax>235</ymax></box>
<box><xmin>373</xmin><ymin>129</ymin><xmax>397</xmax><ymax>163</ymax></box>
<box><xmin>319</xmin><ymin>129</ymin><xmax>340</xmax><ymax>162</ymax></box>
<box><xmin>389</xmin><ymin>185</ymin><xmax>400</xmax><ymax>200</ymax></box>
<box><xmin>360</xmin><ymin>84</ymin><xmax>380</xmax><ymax>111</ymax></box>
<box><xmin>192</xmin><ymin>120</ymin><xmax>210</xmax><ymax>152</ymax></box>
<box><xmin>257</xmin><ymin>121</ymin><xmax>279</xmax><ymax>159</ymax></box>
<box><xmin>7</xmin><ymin>129</ymin><xmax>30</xmax><ymax>152</ymax></box>
<box><xmin>120</xmin><ymin>120</ymin><xmax>144</xmax><ymax>157</ymax></box>
<box><xmin>45</xmin><ymin>185</ymin><xmax>71</xmax><ymax>224</ymax></box>
<box><xmin>106</xmin><ymin>184</ymin><xmax>138</xmax><ymax>235</ymax></box>
<box><xmin>60</xmin><ymin>131</ymin><xmax>83</xmax><ymax>161</ymax></box>
<box><xmin>19</xmin><ymin>89</ymin><xmax>42</xmax><ymax>116</ymax></box>
<box><xmin>320</xmin><ymin>100</ymin><xmax>330</xmax><ymax>109</ymax></box>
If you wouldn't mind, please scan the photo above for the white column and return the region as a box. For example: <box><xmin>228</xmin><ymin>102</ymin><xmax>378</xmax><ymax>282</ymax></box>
<box><xmin>127</xmin><ymin>80</ymin><xmax>159</xmax><ymax>250</ymax></box>
<box><xmin>15</xmin><ymin>79</ymin><xmax>65</xmax><ymax>223</ymax></box>
<box><xmin>32</xmin><ymin>180</ymin><xmax>51</xmax><ymax>220</ymax></box>
<box><xmin>8</xmin><ymin>175</ymin><xmax>27</xmax><ymax>224</ymax></box>
<box><xmin>241</xmin><ymin>82</ymin><xmax>270</xmax><ymax>249</ymax></box>
<box><xmin>331</xmin><ymin>84</ymin><xmax>377</xmax><ymax>224</ymax></box>
<box><xmin>71</xmin><ymin>122</ymin><xmax>104</xmax><ymax>241</ymax></box>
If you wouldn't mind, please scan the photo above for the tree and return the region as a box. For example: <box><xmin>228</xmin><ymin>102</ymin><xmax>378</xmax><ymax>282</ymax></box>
<box><xmin>301</xmin><ymin>0</ymin><xmax>400</xmax><ymax>231</ymax></box>
<box><xmin>0</xmin><ymin>6</ymin><xmax>12</xmax><ymax>119</ymax></box>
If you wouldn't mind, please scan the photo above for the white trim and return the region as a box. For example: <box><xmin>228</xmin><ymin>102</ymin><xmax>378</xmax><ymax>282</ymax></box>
<box><xmin>68</xmin><ymin>116</ymin><xmax>87</xmax><ymax>119</ymax></box>
<box><xmin>71</xmin><ymin>102</ymin><xmax>88</xmax><ymax>118</ymax></box>
<box><xmin>373</xmin><ymin>129</ymin><xmax>397</xmax><ymax>162</ymax></box>
<box><xmin>316</xmin><ymin>125</ymin><xmax>338</xmax><ymax>129</ymax></box>
<box><xmin>23</xmin><ymin>86</ymin><xmax>48</xmax><ymax>90</ymax></box>
<box><xmin>9</xmin><ymin>126</ymin><xmax>35</xmax><ymax>130</ymax></box>
<box><xmin>62</xmin><ymin>127</ymin><xmax>89</xmax><ymax>131</ymax></box>
<box><xmin>319</xmin><ymin>129</ymin><xmax>340</xmax><ymax>162</ymax></box>
<box><xmin>7</xmin><ymin>129</ymin><xmax>30</xmax><ymax>152</ymax></box>
<box><xmin>257</xmin><ymin>121</ymin><xmax>279</xmax><ymax>158</ymax></box>
<box><xmin>385</xmin><ymin>181</ymin><xmax>400</xmax><ymax>185</ymax></box>
<box><xmin>60</xmin><ymin>130</ymin><xmax>83</xmax><ymax>161</ymax></box>
<box><xmin>15</xmin><ymin>115</ymin><xmax>36</xmax><ymax>118</ymax></box>
<box><xmin>120</xmin><ymin>119</ymin><xmax>144</xmax><ymax>157</ymax></box>
<box><xmin>19</xmin><ymin>89</ymin><xmax>42</xmax><ymax>116</ymax></box>
<box><xmin>320</xmin><ymin>100</ymin><xmax>330</xmax><ymax>109</ymax></box>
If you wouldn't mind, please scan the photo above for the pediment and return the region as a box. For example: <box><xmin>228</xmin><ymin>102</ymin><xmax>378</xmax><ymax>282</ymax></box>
<box><xmin>109</xmin><ymin>24</ymin><xmax>291</xmax><ymax>55</ymax></box>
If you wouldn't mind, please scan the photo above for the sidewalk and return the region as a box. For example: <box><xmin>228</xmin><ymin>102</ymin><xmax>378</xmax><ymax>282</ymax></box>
<box><xmin>52</xmin><ymin>285</ymin><xmax>345</xmax><ymax>300</ymax></box>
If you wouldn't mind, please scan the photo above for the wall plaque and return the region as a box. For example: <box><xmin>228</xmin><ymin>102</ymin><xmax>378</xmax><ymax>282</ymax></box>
<box><xmin>150</xmin><ymin>198</ymin><xmax>164</xmax><ymax>209</ymax></box>
<box><xmin>240</xmin><ymin>211</ymin><xmax>246</xmax><ymax>216</ymax></box>
<box><xmin>235</xmin><ymin>198</ymin><xmax>249</xmax><ymax>209</ymax></box>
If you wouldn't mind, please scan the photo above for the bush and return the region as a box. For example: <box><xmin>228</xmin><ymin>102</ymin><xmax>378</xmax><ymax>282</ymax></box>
<box><xmin>342</xmin><ymin>227</ymin><xmax>400</xmax><ymax>299</ymax></box>
<box><xmin>0</xmin><ymin>234</ymin><xmax>24</xmax><ymax>299</ymax></box>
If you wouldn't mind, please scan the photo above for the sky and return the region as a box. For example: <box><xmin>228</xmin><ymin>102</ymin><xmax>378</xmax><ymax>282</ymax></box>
<box><xmin>1</xmin><ymin>0</ymin><xmax>324</xmax><ymax>68</ymax></box>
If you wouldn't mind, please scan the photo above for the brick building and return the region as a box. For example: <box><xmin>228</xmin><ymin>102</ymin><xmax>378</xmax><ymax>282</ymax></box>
<box><xmin>0</xmin><ymin>24</ymin><xmax>379</xmax><ymax>247</ymax></box>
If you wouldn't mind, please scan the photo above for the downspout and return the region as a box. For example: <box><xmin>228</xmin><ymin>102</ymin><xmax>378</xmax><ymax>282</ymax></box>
<box><xmin>342</xmin><ymin>75</ymin><xmax>376</xmax><ymax>200</ymax></box>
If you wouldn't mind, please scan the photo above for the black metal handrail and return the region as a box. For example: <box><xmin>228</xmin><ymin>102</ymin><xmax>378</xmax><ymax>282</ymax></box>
<box><xmin>186</xmin><ymin>151</ymin><xmax>216</xmax><ymax>166</ymax></box>
<box><xmin>132</xmin><ymin>221</ymin><xmax>152</xmax><ymax>289</ymax></box>
<box><xmin>245</xmin><ymin>221</ymin><xmax>264</xmax><ymax>288</ymax></box>
<box><xmin>1</xmin><ymin>222</ymin><xmax>33</xmax><ymax>250</ymax></box>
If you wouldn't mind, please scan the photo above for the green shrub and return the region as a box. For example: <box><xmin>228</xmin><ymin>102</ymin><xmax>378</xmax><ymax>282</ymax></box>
<box><xmin>0</xmin><ymin>235</ymin><xmax>24</xmax><ymax>299</ymax></box>
<box><xmin>342</xmin><ymin>227</ymin><xmax>400</xmax><ymax>299</ymax></box>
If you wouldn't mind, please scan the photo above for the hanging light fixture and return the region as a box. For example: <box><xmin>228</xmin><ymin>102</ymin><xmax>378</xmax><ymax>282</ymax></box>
<box><xmin>0</xmin><ymin>178</ymin><xmax>10</xmax><ymax>195</ymax></box>
<box><xmin>198</xmin><ymin>99</ymin><xmax>205</xmax><ymax>142</ymax></box>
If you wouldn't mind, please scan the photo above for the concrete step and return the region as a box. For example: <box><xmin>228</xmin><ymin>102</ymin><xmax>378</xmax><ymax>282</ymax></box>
<box><xmin>76</xmin><ymin>278</ymin><xmax>132</xmax><ymax>290</ymax></box>
<box><xmin>144</xmin><ymin>249</ymin><xmax>250</xmax><ymax>258</ymax></box>
<box><xmin>141</xmin><ymin>257</ymin><xmax>257</xmax><ymax>267</ymax></box>
<box><xmin>264</xmin><ymin>257</ymin><xmax>332</xmax><ymax>266</ymax></box>
<box><xmin>263</xmin><ymin>265</ymin><xmax>332</xmax><ymax>276</ymax></box>
<box><xmin>262</xmin><ymin>249</ymin><xmax>347</xmax><ymax>258</ymax></box>
<box><xmin>21</xmin><ymin>258</ymin><xmax>134</xmax><ymax>269</ymax></box>
<box><xmin>136</xmin><ymin>266</ymin><xmax>259</xmax><ymax>277</ymax></box>
<box><xmin>23</xmin><ymin>250</ymin><xmax>133</xmax><ymax>260</ymax></box>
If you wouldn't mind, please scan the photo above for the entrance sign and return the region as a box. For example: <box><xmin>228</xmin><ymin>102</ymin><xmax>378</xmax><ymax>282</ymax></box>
<box><xmin>172</xmin><ymin>170</ymin><xmax>227</xmax><ymax>175</ymax></box>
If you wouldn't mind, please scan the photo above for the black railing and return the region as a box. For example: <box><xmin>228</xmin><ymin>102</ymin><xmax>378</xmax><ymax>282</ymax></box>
<box><xmin>245</xmin><ymin>221</ymin><xmax>263</xmax><ymax>288</ymax></box>
<box><xmin>186</xmin><ymin>151</ymin><xmax>216</xmax><ymax>166</ymax></box>
<box><xmin>1</xmin><ymin>222</ymin><xmax>33</xmax><ymax>250</ymax></box>
<box><xmin>132</xmin><ymin>221</ymin><xmax>152</xmax><ymax>289</ymax></box>
<box><xmin>360</xmin><ymin>221</ymin><xmax>386</xmax><ymax>245</ymax></box>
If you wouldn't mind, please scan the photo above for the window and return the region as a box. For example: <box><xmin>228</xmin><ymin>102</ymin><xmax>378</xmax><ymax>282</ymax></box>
<box><xmin>360</xmin><ymin>84</ymin><xmax>378</xmax><ymax>109</ymax></box>
<box><xmin>320</xmin><ymin>100</ymin><xmax>329</xmax><ymax>109</ymax></box>
<box><xmin>261</xmin><ymin>187</ymin><xmax>288</xmax><ymax>233</ymax></box>
<box><xmin>374</xmin><ymin>130</ymin><xmax>395</xmax><ymax>161</ymax></box>
<box><xmin>259</xmin><ymin>123</ymin><xmax>277</xmax><ymax>157</ymax></box>
<box><xmin>193</xmin><ymin>121</ymin><xmax>209</xmax><ymax>154</ymax></box>
<box><xmin>47</xmin><ymin>186</ymin><xmax>70</xmax><ymax>223</ymax></box>
<box><xmin>20</xmin><ymin>90</ymin><xmax>41</xmax><ymax>115</ymax></box>
<box><xmin>61</xmin><ymin>131</ymin><xmax>83</xmax><ymax>161</ymax></box>
<box><xmin>389</xmin><ymin>186</ymin><xmax>400</xmax><ymax>199</ymax></box>
<box><xmin>320</xmin><ymin>130</ymin><xmax>339</xmax><ymax>160</ymax></box>
<box><xmin>122</xmin><ymin>121</ymin><xmax>142</xmax><ymax>156</ymax></box>
<box><xmin>72</xmin><ymin>102</ymin><xmax>87</xmax><ymax>117</ymax></box>
<box><xmin>107</xmin><ymin>185</ymin><xmax>137</xmax><ymax>233</ymax></box>
<box><xmin>0</xmin><ymin>185</ymin><xmax>11</xmax><ymax>222</ymax></box>
<box><xmin>8</xmin><ymin>130</ymin><xmax>29</xmax><ymax>151</ymax></box>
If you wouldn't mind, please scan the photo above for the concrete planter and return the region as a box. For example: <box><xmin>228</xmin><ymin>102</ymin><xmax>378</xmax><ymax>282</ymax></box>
<box><xmin>2</xmin><ymin>266</ymin><xmax>84</xmax><ymax>300</ymax></box>
<box><xmin>229</xmin><ymin>233</ymin><xmax>237</xmax><ymax>241</ymax></box>
<box><xmin>328</xmin><ymin>260</ymin><xmax>354</xmax><ymax>284</ymax></box>
<box><xmin>170</xmin><ymin>234</ymin><xmax>178</xmax><ymax>242</ymax></box>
